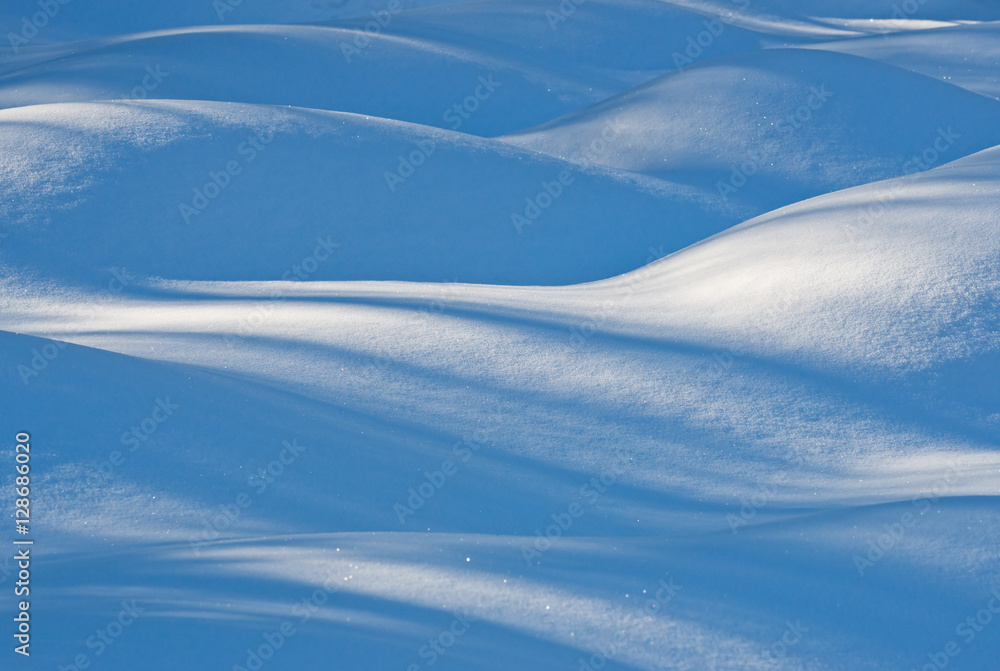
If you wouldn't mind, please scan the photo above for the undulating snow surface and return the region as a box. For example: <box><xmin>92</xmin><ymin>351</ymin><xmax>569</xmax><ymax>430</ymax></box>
<box><xmin>1</xmin><ymin>1</ymin><xmax>998</xmax><ymax>670</ymax></box>
<box><xmin>502</xmin><ymin>47</ymin><xmax>1000</xmax><ymax>218</ymax></box>
<box><xmin>809</xmin><ymin>21</ymin><xmax>1000</xmax><ymax>99</ymax></box>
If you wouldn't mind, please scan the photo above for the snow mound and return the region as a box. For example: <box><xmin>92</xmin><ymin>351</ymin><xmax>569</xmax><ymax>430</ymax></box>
<box><xmin>0</xmin><ymin>0</ymin><xmax>472</xmax><ymax>43</ymax></box>
<box><xmin>502</xmin><ymin>48</ymin><xmax>1000</xmax><ymax>218</ymax></box>
<box><xmin>3</xmin><ymin>2</ymin><xmax>1000</xmax><ymax>669</ymax></box>
<box><xmin>333</xmin><ymin>0</ymin><xmax>780</xmax><ymax>85</ymax></box>
<box><xmin>0</xmin><ymin>24</ymin><xmax>601</xmax><ymax>135</ymax></box>
<box><xmin>809</xmin><ymin>21</ymin><xmax>1000</xmax><ymax>100</ymax></box>
<box><xmin>716</xmin><ymin>0</ymin><xmax>1000</xmax><ymax>21</ymax></box>
<box><xmin>663</xmin><ymin>0</ymin><xmax>1000</xmax><ymax>38</ymax></box>
<box><xmin>0</xmin><ymin>0</ymin><xmax>797</xmax><ymax>130</ymax></box>
<box><xmin>2</xmin><ymin>144</ymin><xmax>999</xmax><ymax>671</ymax></box>
<box><xmin>0</xmin><ymin>100</ymin><xmax>726</xmax><ymax>286</ymax></box>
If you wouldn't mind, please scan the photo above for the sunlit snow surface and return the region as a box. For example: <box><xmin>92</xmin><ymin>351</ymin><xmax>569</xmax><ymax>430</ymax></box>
<box><xmin>1</xmin><ymin>1</ymin><xmax>999</xmax><ymax>670</ymax></box>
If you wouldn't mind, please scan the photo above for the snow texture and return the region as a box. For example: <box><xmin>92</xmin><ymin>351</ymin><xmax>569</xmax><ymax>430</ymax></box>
<box><xmin>1</xmin><ymin>1</ymin><xmax>998</xmax><ymax>670</ymax></box>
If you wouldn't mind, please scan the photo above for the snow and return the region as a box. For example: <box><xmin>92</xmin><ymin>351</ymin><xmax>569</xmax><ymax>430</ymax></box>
<box><xmin>0</xmin><ymin>100</ymin><xmax>725</xmax><ymax>285</ymax></box>
<box><xmin>1</xmin><ymin>1</ymin><xmax>999</xmax><ymax>669</ymax></box>
<box><xmin>502</xmin><ymin>48</ymin><xmax>1000</xmax><ymax>219</ymax></box>
<box><xmin>0</xmin><ymin>0</ymin><xmax>473</xmax><ymax>43</ymax></box>
<box><xmin>0</xmin><ymin>26</ymin><xmax>601</xmax><ymax>135</ymax></box>
<box><xmin>809</xmin><ymin>21</ymin><xmax>1000</xmax><ymax>99</ymax></box>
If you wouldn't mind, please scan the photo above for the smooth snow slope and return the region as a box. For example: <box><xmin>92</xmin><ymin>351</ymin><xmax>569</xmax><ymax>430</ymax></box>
<box><xmin>715</xmin><ymin>0</ymin><xmax>1000</xmax><ymax>21</ymax></box>
<box><xmin>0</xmin><ymin>100</ymin><xmax>726</xmax><ymax>286</ymax></box>
<box><xmin>2</xmin><ymin>143</ymin><xmax>999</xmax><ymax>670</ymax></box>
<box><xmin>0</xmin><ymin>0</ymin><xmax>472</xmax><ymax>43</ymax></box>
<box><xmin>2</xmin><ymin>1</ymin><xmax>999</xmax><ymax>669</ymax></box>
<box><xmin>809</xmin><ymin>21</ymin><xmax>1000</xmax><ymax>99</ymax></box>
<box><xmin>704</xmin><ymin>0</ymin><xmax>1000</xmax><ymax>21</ymax></box>
<box><xmin>0</xmin><ymin>0</ymin><xmax>795</xmax><ymax>130</ymax></box>
<box><xmin>331</xmin><ymin>0</ymin><xmax>782</xmax><ymax>84</ymax></box>
<box><xmin>664</xmin><ymin>0</ymin><xmax>1000</xmax><ymax>37</ymax></box>
<box><xmin>0</xmin><ymin>25</ymin><xmax>600</xmax><ymax>135</ymax></box>
<box><xmin>502</xmin><ymin>48</ymin><xmax>1000</xmax><ymax>219</ymax></box>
